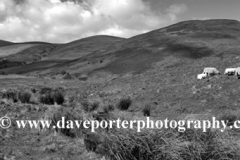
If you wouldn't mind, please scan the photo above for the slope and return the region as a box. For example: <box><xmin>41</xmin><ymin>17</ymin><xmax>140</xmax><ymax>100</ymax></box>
<box><xmin>51</xmin><ymin>19</ymin><xmax>240</xmax><ymax>76</ymax></box>
<box><xmin>44</xmin><ymin>35</ymin><xmax>125</xmax><ymax>60</ymax></box>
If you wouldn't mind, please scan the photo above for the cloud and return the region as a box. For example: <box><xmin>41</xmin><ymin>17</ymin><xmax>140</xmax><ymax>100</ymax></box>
<box><xmin>0</xmin><ymin>0</ymin><xmax>187</xmax><ymax>43</ymax></box>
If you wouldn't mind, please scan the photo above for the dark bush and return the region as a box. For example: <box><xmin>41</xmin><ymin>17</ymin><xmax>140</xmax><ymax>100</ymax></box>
<box><xmin>2</xmin><ymin>89</ymin><xmax>18</xmax><ymax>102</ymax></box>
<box><xmin>117</xmin><ymin>97</ymin><xmax>132</xmax><ymax>110</ymax></box>
<box><xmin>40</xmin><ymin>92</ymin><xmax>54</xmax><ymax>105</ymax></box>
<box><xmin>40</xmin><ymin>87</ymin><xmax>52</xmax><ymax>95</ymax></box>
<box><xmin>39</xmin><ymin>87</ymin><xmax>65</xmax><ymax>105</ymax></box>
<box><xmin>103</xmin><ymin>104</ymin><xmax>115</xmax><ymax>113</ymax></box>
<box><xmin>53</xmin><ymin>90</ymin><xmax>65</xmax><ymax>105</ymax></box>
<box><xmin>219</xmin><ymin>111</ymin><xmax>238</xmax><ymax>126</ymax></box>
<box><xmin>142</xmin><ymin>105</ymin><xmax>151</xmax><ymax>116</ymax></box>
<box><xmin>81</xmin><ymin>100</ymin><xmax>100</xmax><ymax>112</ymax></box>
<box><xmin>51</xmin><ymin>108</ymin><xmax>83</xmax><ymax>138</ymax></box>
<box><xmin>18</xmin><ymin>91</ymin><xmax>31</xmax><ymax>103</ymax></box>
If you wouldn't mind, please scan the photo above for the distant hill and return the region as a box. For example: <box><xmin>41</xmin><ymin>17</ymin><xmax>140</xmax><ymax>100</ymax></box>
<box><xmin>1</xmin><ymin>19</ymin><xmax>240</xmax><ymax>76</ymax></box>
<box><xmin>43</xmin><ymin>35</ymin><xmax>125</xmax><ymax>60</ymax></box>
<box><xmin>0</xmin><ymin>40</ymin><xmax>14</xmax><ymax>47</ymax></box>
<box><xmin>0</xmin><ymin>35</ymin><xmax>124</xmax><ymax>74</ymax></box>
<box><xmin>4</xmin><ymin>44</ymin><xmax>59</xmax><ymax>64</ymax></box>
<box><xmin>47</xmin><ymin>19</ymin><xmax>240</xmax><ymax>76</ymax></box>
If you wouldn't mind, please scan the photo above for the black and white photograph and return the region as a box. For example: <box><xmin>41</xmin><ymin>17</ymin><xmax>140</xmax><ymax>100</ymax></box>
<box><xmin>1</xmin><ymin>0</ymin><xmax>240</xmax><ymax>159</ymax></box>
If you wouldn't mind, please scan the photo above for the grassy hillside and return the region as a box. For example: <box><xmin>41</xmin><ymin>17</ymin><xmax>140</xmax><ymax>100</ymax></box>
<box><xmin>43</xmin><ymin>35</ymin><xmax>125</xmax><ymax>60</ymax></box>
<box><xmin>4</xmin><ymin>44</ymin><xmax>59</xmax><ymax>64</ymax></box>
<box><xmin>2</xmin><ymin>19</ymin><xmax>240</xmax><ymax>160</ymax></box>
<box><xmin>0</xmin><ymin>40</ymin><xmax>14</xmax><ymax>47</ymax></box>
<box><xmin>1</xmin><ymin>19</ymin><xmax>240</xmax><ymax>77</ymax></box>
<box><xmin>65</xmin><ymin>19</ymin><xmax>240</xmax><ymax>75</ymax></box>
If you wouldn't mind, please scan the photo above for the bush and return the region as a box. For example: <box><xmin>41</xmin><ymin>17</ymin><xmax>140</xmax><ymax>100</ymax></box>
<box><xmin>117</xmin><ymin>97</ymin><xmax>132</xmax><ymax>110</ymax></box>
<box><xmin>219</xmin><ymin>111</ymin><xmax>238</xmax><ymax>126</ymax></box>
<box><xmin>40</xmin><ymin>87</ymin><xmax>52</xmax><ymax>95</ymax></box>
<box><xmin>142</xmin><ymin>105</ymin><xmax>151</xmax><ymax>116</ymax></box>
<box><xmin>40</xmin><ymin>92</ymin><xmax>54</xmax><ymax>105</ymax></box>
<box><xmin>53</xmin><ymin>90</ymin><xmax>65</xmax><ymax>105</ymax></box>
<box><xmin>92</xmin><ymin>127</ymin><xmax>240</xmax><ymax>160</ymax></box>
<box><xmin>81</xmin><ymin>100</ymin><xmax>100</xmax><ymax>112</ymax></box>
<box><xmin>50</xmin><ymin>108</ymin><xmax>83</xmax><ymax>138</ymax></box>
<box><xmin>103</xmin><ymin>104</ymin><xmax>115</xmax><ymax>113</ymax></box>
<box><xmin>39</xmin><ymin>87</ymin><xmax>65</xmax><ymax>105</ymax></box>
<box><xmin>2</xmin><ymin>89</ymin><xmax>18</xmax><ymax>102</ymax></box>
<box><xmin>18</xmin><ymin>91</ymin><xmax>31</xmax><ymax>103</ymax></box>
<box><xmin>31</xmin><ymin>88</ymin><xmax>37</xmax><ymax>93</ymax></box>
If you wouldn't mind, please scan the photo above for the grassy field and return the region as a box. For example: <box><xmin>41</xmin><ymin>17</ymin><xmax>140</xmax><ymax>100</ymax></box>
<box><xmin>1</xmin><ymin>19</ymin><xmax>240</xmax><ymax>160</ymax></box>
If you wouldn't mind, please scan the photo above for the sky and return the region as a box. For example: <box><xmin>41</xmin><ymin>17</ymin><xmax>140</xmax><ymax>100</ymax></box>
<box><xmin>0</xmin><ymin>0</ymin><xmax>239</xmax><ymax>43</ymax></box>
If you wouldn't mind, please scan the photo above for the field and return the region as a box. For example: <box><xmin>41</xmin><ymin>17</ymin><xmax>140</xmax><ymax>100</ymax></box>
<box><xmin>1</xmin><ymin>19</ymin><xmax>240</xmax><ymax>160</ymax></box>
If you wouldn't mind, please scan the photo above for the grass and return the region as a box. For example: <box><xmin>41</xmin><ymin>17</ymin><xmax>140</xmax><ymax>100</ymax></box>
<box><xmin>90</xmin><ymin>127</ymin><xmax>240</xmax><ymax>160</ymax></box>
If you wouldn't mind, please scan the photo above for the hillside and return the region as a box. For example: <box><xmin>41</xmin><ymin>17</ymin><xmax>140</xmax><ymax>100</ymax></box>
<box><xmin>2</xmin><ymin>19</ymin><xmax>240</xmax><ymax>160</ymax></box>
<box><xmin>0</xmin><ymin>35</ymin><xmax>124</xmax><ymax>74</ymax></box>
<box><xmin>1</xmin><ymin>19</ymin><xmax>240</xmax><ymax>77</ymax></box>
<box><xmin>0</xmin><ymin>40</ymin><xmax>14</xmax><ymax>47</ymax></box>
<box><xmin>43</xmin><ymin>19</ymin><xmax>240</xmax><ymax>76</ymax></box>
<box><xmin>4</xmin><ymin>44</ymin><xmax>59</xmax><ymax>64</ymax></box>
<box><xmin>43</xmin><ymin>35</ymin><xmax>125</xmax><ymax>60</ymax></box>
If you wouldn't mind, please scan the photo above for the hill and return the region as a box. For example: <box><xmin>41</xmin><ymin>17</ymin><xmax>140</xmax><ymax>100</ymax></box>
<box><xmin>0</xmin><ymin>40</ymin><xmax>14</xmax><ymax>47</ymax></box>
<box><xmin>45</xmin><ymin>19</ymin><xmax>240</xmax><ymax>76</ymax></box>
<box><xmin>0</xmin><ymin>35</ymin><xmax>124</xmax><ymax>74</ymax></box>
<box><xmin>43</xmin><ymin>35</ymin><xmax>125</xmax><ymax>60</ymax></box>
<box><xmin>1</xmin><ymin>19</ymin><xmax>240</xmax><ymax>77</ymax></box>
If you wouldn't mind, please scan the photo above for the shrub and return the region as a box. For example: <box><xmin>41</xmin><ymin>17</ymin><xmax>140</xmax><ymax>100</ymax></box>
<box><xmin>103</xmin><ymin>104</ymin><xmax>115</xmax><ymax>113</ymax></box>
<box><xmin>40</xmin><ymin>87</ymin><xmax>52</xmax><ymax>95</ymax></box>
<box><xmin>53</xmin><ymin>90</ymin><xmax>65</xmax><ymax>105</ymax></box>
<box><xmin>40</xmin><ymin>92</ymin><xmax>54</xmax><ymax>105</ymax></box>
<box><xmin>117</xmin><ymin>97</ymin><xmax>132</xmax><ymax>110</ymax></box>
<box><xmin>93</xmin><ymin>127</ymin><xmax>240</xmax><ymax>160</ymax></box>
<box><xmin>31</xmin><ymin>88</ymin><xmax>37</xmax><ymax>93</ymax></box>
<box><xmin>2</xmin><ymin>89</ymin><xmax>18</xmax><ymax>102</ymax></box>
<box><xmin>51</xmin><ymin>108</ymin><xmax>83</xmax><ymax>138</ymax></box>
<box><xmin>39</xmin><ymin>87</ymin><xmax>65</xmax><ymax>105</ymax></box>
<box><xmin>219</xmin><ymin>111</ymin><xmax>238</xmax><ymax>126</ymax></box>
<box><xmin>142</xmin><ymin>105</ymin><xmax>151</xmax><ymax>116</ymax></box>
<box><xmin>81</xmin><ymin>100</ymin><xmax>100</xmax><ymax>112</ymax></box>
<box><xmin>18</xmin><ymin>91</ymin><xmax>31</xmax><ymax>103</ymax></box>
<box><xmin>60</xmin><ymin>70</ymin><xmax>67</xmax><ymax>75</ymax></box>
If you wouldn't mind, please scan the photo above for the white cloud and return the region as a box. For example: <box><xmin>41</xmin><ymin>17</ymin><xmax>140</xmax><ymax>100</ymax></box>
<box><xmin>0</xmin><ymin>0</ymin><xmax>187</xmax><ymax>43</ymax></box>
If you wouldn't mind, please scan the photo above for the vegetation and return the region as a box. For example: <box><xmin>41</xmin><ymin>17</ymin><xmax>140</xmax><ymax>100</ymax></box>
<box><xmin>40</xmin><ymin>92</ymin><xmax>55</xmax><ymax>105</ymax></box>
<box><xmin>2</xmin><ymin>88</ymin><xmax>18</xmax><ymax>102</ymax></box>
<box><xmin>103</xmin><ymin>104</ymin><xmax>115</xmax><ymax>113</ymax></box>
<box><xmin>18</xmin><ymin>90</ymin><xmax>31</xmax><ymax>103</ymax></box>
<box><xmin>91</xmin><ymin>127</ymin><xmax>240</xmax><ymax>160</ymax></box>
<box><xmin>117</xmin><ymin>97</ymin><xmax>132</xmax><ymax>110</ymax></box>
<box><xmin>53</xmin><ymin>90</ymin><xmax>65</xmax><ymax>105</ymax></box>
<box><xmin>39</xmin><ymin>87</ymin><xmax>65</xmax><ymax>105</ymax></box>
<box><xmin>142</xmin><ymin>105</ymin><xmax>151</xmax><ymax>116</ymax></box>
<box><xmin>81</xmin><ymin>100</ymin><xmax>100</xmax><ymax>112</ymax></box>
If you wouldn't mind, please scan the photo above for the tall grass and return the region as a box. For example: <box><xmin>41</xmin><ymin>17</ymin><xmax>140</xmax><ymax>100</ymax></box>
<box><xmin>18</xmin><ymin>91</ymin><xmax>31</xmax><ymax>103</ymax></box>
<box><xmin>86</xmin><ymin>127</ymin><xmax>240</xmax><ymax>160</ymax></box>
